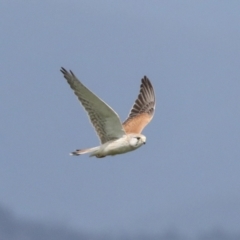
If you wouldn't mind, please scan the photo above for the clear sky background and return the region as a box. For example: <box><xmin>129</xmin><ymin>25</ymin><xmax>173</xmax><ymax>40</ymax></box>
<box><xmin>1</xmin><ymin>1</ymin><xmax>240</xmax><ymax>237</ymax></box>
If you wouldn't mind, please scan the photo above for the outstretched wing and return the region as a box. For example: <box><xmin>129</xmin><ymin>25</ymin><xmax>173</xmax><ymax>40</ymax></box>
<box><xmin>123</xmin><ymin>76</ymin><xmax>155</xmax><ymax>134</ymax></box>
<box><xmin>61</xmin><ymin>67</ymin><xmax>125</xmax><ymax>144</ymax></box>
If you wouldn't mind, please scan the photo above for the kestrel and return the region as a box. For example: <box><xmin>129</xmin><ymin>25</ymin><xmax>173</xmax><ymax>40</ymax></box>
<box><xmin>60</xmin><ymin>67</ymin><xmax>156</xmax><ymax>158</ymax></box>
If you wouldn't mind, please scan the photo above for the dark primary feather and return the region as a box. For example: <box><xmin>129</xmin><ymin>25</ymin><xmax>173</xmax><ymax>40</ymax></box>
<box><xmin>124</xmin><ymin>76</ymin><xmax>155</xmax><ymax>123</ymax></box>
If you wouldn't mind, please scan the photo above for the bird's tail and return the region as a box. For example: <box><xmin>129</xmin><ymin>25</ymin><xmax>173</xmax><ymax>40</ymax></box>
<box><xmin>70</xmin><ymin>146</ymin><xmax>99</xmax><ymax>156</ymax></box>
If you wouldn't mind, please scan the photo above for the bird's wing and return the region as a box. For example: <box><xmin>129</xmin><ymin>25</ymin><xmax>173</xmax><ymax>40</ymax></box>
<box><xmin>61</xmin><ymin>68</ymin><xmax>125</xmax><ymax>144</ymax></box>
<box><xmin>123</xmin><ymin>76</ymin><xmax>155</xmax><ymax>134</ymax></box>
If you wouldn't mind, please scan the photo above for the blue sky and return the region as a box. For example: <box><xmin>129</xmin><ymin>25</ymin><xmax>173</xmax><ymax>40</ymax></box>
<box><xmin>1</xmin><ymin>1</ymin><xmax>240</xmax><ymax>236</ymax></box>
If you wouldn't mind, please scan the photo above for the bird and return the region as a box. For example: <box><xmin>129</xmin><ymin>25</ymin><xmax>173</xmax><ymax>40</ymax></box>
<box><xmin>60</xmin><ymin>67</ymin><xmax>156</xmax><ymax>158</ymax></box>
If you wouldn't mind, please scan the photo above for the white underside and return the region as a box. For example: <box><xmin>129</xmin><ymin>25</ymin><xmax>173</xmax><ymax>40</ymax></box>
<box><xmin>90</xmin><ymin>137</ymin><xmax>140</xmax><ymax>157</ymax></box>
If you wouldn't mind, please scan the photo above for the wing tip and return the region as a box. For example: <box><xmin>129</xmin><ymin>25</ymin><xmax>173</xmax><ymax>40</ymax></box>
<box><xmin>60</xmin><ymin>67</ymin><xmax>75</xmax><ymax>77</ymax></box>
<box><xmin>60</xmin><ymin>67</ymin><xmax>67</xmax><ymax>74</ymax></box>
<box><xmin>141</xmin><ymin>76</ymin><xmax>153</xmax><ymax>89</ymax></box>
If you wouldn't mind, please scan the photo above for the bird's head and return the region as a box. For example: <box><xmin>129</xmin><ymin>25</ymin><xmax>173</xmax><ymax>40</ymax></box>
<box><xmin>129</xmin><ymin>134</ymin><xmax>146</xmax><ymax>148</ymax></box>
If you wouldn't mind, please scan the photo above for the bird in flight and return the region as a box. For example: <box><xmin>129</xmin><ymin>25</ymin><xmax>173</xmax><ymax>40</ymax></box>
<box><xmin>60</xmin><ymin>67</ymin><xmax>156</xmax><ymax>158</ymax></box>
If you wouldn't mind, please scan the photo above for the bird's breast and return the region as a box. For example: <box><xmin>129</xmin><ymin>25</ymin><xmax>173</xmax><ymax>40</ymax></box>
<box><xmin>101</xmin><ymin>138</ymin><xmax>135</xmax><ymax>156</ymax></box>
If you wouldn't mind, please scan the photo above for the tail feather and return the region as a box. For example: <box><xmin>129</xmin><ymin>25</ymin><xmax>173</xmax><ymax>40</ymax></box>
<box><xmin>70</xmin><ymin>147</ymin><xmax>99</xmax><ymax>156</ymax></box>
